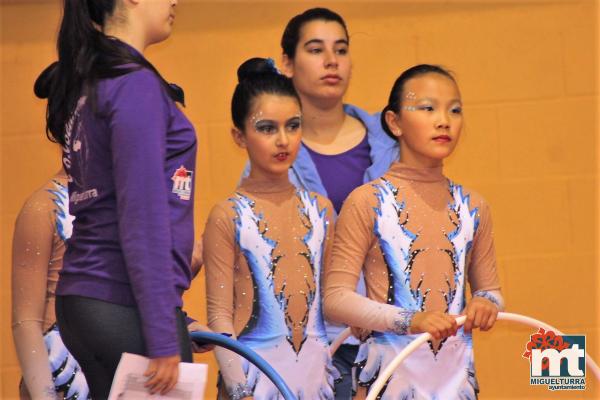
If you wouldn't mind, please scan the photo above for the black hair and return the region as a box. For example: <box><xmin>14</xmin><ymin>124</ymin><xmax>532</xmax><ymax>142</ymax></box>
<box><xmin>231</xmin><ymin>58</ymin><xmax>300</xmax><ymax>130</ymax></box>
<box><xmin>281</xmin><ymin>8</ymin><xmax>349</xmax><ymax>59</ymax></box>
<box><xmin>34</xmin><ymin>0</ymin><xmax>182</xmax><ymax>145</ymax></box>
<box><xmin>380</xmin><ymin>64</ymin><xmax>457</xmax><ymax>140</ymax></box>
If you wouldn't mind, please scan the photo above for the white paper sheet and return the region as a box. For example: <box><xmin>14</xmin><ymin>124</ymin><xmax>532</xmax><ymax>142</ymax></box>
<box><xmin>107</xmin><ymin>353</ymin><xmax>208</xmax><ymax>399</ymax></box>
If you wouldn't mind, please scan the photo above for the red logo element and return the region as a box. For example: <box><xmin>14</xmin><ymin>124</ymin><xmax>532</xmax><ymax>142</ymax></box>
<box><xmin>523</xmin><ymin>328</ymin><xmax>570</xmax><ymax>371</ymax></box>
<box><xmin>171</xmin><ymin>165</ymin><xmax>193</xmax><ymax>201</ymax></box>
<box><xmin>173</xmin><ymin>166</ymin><xmax>189</xmax><ymax>178</ymax></box>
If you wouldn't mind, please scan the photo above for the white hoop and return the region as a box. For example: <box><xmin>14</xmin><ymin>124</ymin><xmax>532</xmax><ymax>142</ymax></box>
<box><xmin>330</xmin><ymin>327</ymin><xmax>352</xmax><ymax>356</ymax></box>
<box><xmin>364</xmin><ymin>312</ymin><xmax>600</xmax><ymax>400</ymax></box>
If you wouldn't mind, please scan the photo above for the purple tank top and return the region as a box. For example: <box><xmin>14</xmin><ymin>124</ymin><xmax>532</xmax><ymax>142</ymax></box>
<box><xmin>305</xmin><ymin>134</ymin><xmax>371</xmax><ymax>213</ymax></box>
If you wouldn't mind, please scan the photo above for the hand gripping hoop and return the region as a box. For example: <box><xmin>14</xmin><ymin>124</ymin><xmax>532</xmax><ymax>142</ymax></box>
<box><xmin>361</xmin><ymin>312</ymin><xmax>600</xmax><ymax>400</ymax></box>
<box><xmin>327</xmin><ymin>313</ymin><xmax>599</xmax><ymax>400</ymax></box>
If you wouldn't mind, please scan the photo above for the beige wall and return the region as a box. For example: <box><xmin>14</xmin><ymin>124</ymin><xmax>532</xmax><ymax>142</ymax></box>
<box><xmin>1</xmin><ymin>0</ymin><xmax>598</xmax><ymax>398</ymax></box>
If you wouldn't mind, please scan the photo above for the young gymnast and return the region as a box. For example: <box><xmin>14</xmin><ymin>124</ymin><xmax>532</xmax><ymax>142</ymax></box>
<box><xmin>204</xmin><ymin>57</ymin><xmax>338</xmax><ymax>399</ymax></box>
<box><xmin>324</xmin><ymin>64</ymin><xmax>504</xmax><ymax>399</ymax></box>
<box><xmin>12</xmin><ymin>169</ymin><xmax>89</xmax><ymax>400</ymax></box>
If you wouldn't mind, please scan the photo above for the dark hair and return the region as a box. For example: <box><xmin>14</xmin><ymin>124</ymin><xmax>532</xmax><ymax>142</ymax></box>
<box><xmin>281</xmin><ymin>8</ymin><xmax>349</xmax><ymax>59</ymax></box>
<box><xmin>231</xmin><ymin>58</ymin><xmax>300</xmax><ymax>130</ymax></box>
<box><xmin>380</xmin><ymin>64</ymin><xmax>457</xmax><ymax>139</ymax></box>
<box><xmin>35</xmin><ymin>0</ymin><xmax>182</xmax><ymax>145</ymax></box>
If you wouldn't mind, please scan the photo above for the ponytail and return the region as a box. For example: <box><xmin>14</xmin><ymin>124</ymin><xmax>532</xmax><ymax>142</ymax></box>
<box><xmin>36</xmin><ymin>0</ymin><xmax>183</xmax><ymax>145</ymax></box>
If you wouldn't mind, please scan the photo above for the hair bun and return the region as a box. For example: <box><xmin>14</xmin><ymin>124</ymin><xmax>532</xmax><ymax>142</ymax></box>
<box><xmin>34</xmin><ymin>62</ymin><xmax>58</xmax><ymax>99</ymax></box>
<box><xmin>237</xmin><ymin>57</ymin><xmax>279</xmax><ymax>83</ymax></box>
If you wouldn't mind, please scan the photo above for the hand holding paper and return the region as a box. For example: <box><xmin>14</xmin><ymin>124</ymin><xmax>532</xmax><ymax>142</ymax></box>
<box><xmin>108</xmin><ymin>353</ymin><xmax>207</xmax><ymax>399</ymax></box>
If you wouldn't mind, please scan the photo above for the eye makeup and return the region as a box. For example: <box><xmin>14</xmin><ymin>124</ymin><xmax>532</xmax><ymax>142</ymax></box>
<box><xmin>250</xmin><ymin>111</ymin><xmax>264</xmax><ymax>126</ymax></box>
<box><xmin>285</xmin><ymin>115</ymin><xmax>302</xmax><ymax>132</ymax></box>
<box><xmin>252</xmin><ymin>114</ymin><xmax>303</xmax><ymax>135</ymax></box>
<box><xmin>401</xmin><ymin>98</ymin><xmax>462</xmax><ymax>113</ymax></box>
<box><xmin>402</xmin><ymin>92</ymin><xmax>419</xmax><ymax>111</ymax></box>
<box><xmin>254</xmin><ymin>119</ymin><xmax>278</xmax><ymax>134</ymax></box>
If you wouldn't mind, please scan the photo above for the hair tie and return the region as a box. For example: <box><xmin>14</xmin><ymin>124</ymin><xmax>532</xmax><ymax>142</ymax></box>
<box><xmin>266</xmin><ymin>58</ymin><xmax>281</xmax><ymax>75</ymax></box>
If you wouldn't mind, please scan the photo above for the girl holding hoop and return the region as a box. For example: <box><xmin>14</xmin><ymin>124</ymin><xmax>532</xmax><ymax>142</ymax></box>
<box><xmin>324</xmin><ymin>64</ymin><xmax>504</xmax><ymax>399</ymax></box>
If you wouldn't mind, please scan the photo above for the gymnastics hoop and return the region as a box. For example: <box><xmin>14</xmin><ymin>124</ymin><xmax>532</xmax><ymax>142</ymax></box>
<box><xmin>364</xmin><ymin>312</ymin><xmax>600</xmax><ymax>400</ymax></box>
<box><xmin>189</xmin><ymin>331</ymin><xmax>297</xmax><ymax>400</ymax></box>
<box><xmin>330</xmin><ymin>327</ymin><xmax>353</xmax><ymax>356</ymax></box>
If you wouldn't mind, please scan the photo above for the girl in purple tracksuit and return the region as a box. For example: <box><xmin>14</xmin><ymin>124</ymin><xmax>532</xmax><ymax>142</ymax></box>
<box><xmin>34</xmin><ymin>1</ymin><xmax>195</xmax><ymax>398</ymax></box>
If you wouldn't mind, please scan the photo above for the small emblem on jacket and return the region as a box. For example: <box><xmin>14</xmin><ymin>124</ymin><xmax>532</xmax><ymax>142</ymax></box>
<box><xmin>171</xmin><ymin>165</ymin><xmax>193</xmax><ymax>200</ymax></box>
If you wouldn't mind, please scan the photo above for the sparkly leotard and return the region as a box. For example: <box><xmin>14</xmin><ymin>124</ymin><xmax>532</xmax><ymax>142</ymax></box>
<box><xmin>13</xmin><ymin>179</ymin><xmax>89</xmax><ymax>399</ymax></box>
<box><xmin>204</xmin><ymin>176</ymin><xmax>338</xmax><ymax>399</ymax></box>
<box><xmin>324</xmin><ymin>162</ymin><xmax>502</xmax><ymax>399</ymax></box>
